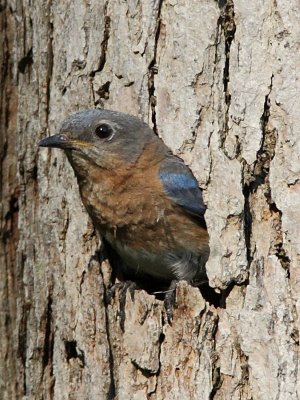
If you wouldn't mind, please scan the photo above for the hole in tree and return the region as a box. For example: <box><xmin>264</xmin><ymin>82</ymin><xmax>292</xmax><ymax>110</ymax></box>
<box><xmin>18</xmin><ymin>48</ymin><xmax>33</xmax><ymax>73</ymax></box>
<box><xmin>64</xmin><ymin>340</ymin><xmax>85</xmax><ymax>366</ymax></box>
<box><xmin>199</xmin><ymin>282</ymin><xmax>222</xmax><ymax>308</ymax></box>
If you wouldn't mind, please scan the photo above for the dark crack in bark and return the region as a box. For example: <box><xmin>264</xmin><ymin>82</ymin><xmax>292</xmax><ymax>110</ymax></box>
<box><xmin>217</xmin><ymin>0</ymin><xmax>236</xmax><ymax>148</ymax></box>
<box><xmin>65</xmin><ymin>340</ymin><xmax>85</xmax><ymax>367</ymax></box>
<box><xmin>205</xmin><ymin>312</ymin><xmax>221</xmax><ymax>400</ymax></box>
<box><xmin>45</xmin><ymin>1</ymin><xmax>53</xmax><ymax>126</ymax></box>
<box><xmin>90</xmin><ymin>1</ymin><xmax>111</xmax><ymax>77</ymax></box>
<box><xmin>98</xmin><ymin>261</ymin><xmax>117</xmax><ymax>400</ymax></box>
<box><xmin>148</xmin><ymin>0</ymin><xmax>164</xmax><ymax>135</ymax></box>
<box><xmin>18</xmin><ymin>48</ymin><xmax>33</xmax><ymax>74</ymax></box>
<box><xmin>42</xmin><ymin>294</ymin><xmax>55</xmax><ymax>397</ymax></box>
<box><xmin>242</xmin><ymin>75</ymin><xmax>287</xmax><ymax>273</ymax></box>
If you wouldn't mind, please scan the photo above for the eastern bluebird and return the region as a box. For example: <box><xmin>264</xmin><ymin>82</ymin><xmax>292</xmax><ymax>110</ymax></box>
<box><xmin>39</xmin><ymin>109</ymin><xmax>209</xmax><ymax>297</ymax></box>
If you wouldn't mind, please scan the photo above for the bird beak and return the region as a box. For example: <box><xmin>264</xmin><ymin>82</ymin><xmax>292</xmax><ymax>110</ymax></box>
<box><xmin>38</xmin><ymin>134</ymin><xmax>93</xmax><ymax>150</ymax></box>
<box><xmin>38</xmin><ymin>133</ymin><xmax>73</xmax><ymax>149</ymax></box>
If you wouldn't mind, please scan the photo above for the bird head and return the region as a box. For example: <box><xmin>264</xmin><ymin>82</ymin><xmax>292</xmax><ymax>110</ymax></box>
<box><xmin>38</xmin><ymin>109</ymin><xmax>161</xmax><ymax>172</ymax></box>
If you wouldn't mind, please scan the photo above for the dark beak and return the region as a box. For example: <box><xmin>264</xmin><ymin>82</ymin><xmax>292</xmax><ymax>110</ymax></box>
<box><xmin>38</xmin><ymin>133</ymin><xmax>75</xmax><ymax>149</ymax></box>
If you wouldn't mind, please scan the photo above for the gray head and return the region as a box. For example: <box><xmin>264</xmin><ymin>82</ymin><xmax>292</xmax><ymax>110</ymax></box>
<box><xmin>38</xmin><ymin>109</ymin><xmax>164</xmax><ymax>170</ymax></box>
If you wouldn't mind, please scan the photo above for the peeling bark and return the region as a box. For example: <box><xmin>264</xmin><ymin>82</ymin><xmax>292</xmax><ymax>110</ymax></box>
<box><xmin>1</xmin><ymin>1</ymin><xmax>300</xmax><ymax>399</ymax></box>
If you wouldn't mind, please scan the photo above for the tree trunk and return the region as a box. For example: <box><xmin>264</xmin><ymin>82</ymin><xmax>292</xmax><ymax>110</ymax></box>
<box><xmin>1</xmin><ymin>0</ymin><xmax>300</xmax><ymax>399</ymax></box>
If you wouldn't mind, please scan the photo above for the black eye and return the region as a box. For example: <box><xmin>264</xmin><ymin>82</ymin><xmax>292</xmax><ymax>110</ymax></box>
<box><xmin>94</xmin><ymin>124</ymin><xmax>114</xmax><ymax>140</ymax></box>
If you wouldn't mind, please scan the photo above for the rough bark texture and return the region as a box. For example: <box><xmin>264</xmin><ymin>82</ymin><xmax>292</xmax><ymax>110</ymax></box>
<box><xmin>1</xmin><ymin>0</ymin><xmax>300</xmax><ymax>399</ymax></box>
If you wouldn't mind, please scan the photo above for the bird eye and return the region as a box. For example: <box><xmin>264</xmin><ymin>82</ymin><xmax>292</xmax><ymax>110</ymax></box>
<box><xmin>94</xmin><ymin>124</ymin><xmax>114</xmax><ymax>140</ymax></box>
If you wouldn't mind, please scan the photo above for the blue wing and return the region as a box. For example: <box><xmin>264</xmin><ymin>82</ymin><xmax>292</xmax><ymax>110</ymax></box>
<box><xmin>159</xmin><ymin>156</ymin><xmax>206</xmax><ymax>226</ymax></box>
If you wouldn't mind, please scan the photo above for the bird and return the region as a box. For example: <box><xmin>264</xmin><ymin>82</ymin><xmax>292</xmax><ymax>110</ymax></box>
<box><xmin>38</xmin><ymin>109</ymin><xmax>209</xmax><ymax>309</ymax></box>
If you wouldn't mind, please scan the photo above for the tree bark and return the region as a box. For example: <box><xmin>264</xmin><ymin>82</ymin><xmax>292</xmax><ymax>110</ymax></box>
<box><xmin>1</xmin><ymin>0</ymin><xmax>300</xmax><ymax>399</ymax></box>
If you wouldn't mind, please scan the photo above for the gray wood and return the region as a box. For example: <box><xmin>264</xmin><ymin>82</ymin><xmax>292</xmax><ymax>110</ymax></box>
<box><xmin>1</xmin><ymin>0</ymin><xmax>299</xmax><ymax>399</ymax></box>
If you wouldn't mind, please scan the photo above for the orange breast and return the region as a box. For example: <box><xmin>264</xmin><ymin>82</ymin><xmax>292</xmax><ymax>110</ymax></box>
<box><xmin>76</xmin><ymin>142</ymin><xmax>208</xmax><ymax>255</ymax></box>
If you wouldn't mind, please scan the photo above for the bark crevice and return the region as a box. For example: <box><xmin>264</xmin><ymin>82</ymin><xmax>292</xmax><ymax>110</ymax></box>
<box><xmin>148</xmin><ymin>0</ymin><xmax>163</xmax><ymax>135</ymax></box>
<box><xmin>218</xmin><ymin>0</ymin><xmax>236</xmax><ymax>148</ymax></box>
<box><xmin>90</xmin><ymin>0</ymin><xmax>111</xmax><ymax>77</ymax></box>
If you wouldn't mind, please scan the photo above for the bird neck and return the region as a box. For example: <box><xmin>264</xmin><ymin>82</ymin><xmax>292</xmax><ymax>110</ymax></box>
<box><xmin>67</xmin><ymin>140</ymin><xmax>168</xmax><ymax>189</ymax></box>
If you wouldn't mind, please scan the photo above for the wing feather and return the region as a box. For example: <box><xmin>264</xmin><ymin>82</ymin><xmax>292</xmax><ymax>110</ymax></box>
<box><xmin>159</xmin><ymin>156</ymin><xmax>206</xmax><ymax>226</ymax></box>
